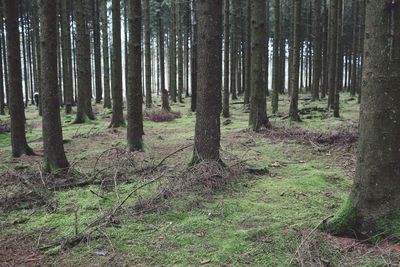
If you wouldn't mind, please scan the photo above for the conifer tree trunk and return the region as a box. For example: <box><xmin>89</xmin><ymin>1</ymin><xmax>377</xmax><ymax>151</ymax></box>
<box><xmin>333</xmin><ymin>0</ymin><xmax>343</xmax><ymax>117</ymax></box>
<box><xmin>40</xmin><ymin>0</ymin><xmax>69</xmax><ymax>171</ymax></box>
<box><xmin>93</xmin><ymin>0</ymin><xmax>102</xmax><ymax>104</ymax></box>
<box><xmin>231</xmin><ymin>0</ymin><xmax>239</xmax><ymax>101</ymax></box>
<box><xmin>243</xmin><ymin>0</ymin><xmax>251</xmax><ymax>104</ymax></box>
<box><xmin>329</xmin><ymin>0</ymin><xmax>400</xmax><ymax>236</ymax></box>
<box><xmin>357</xmin><ymin>0</ymin><xmax>366</xmax><ymax>104</ymax></box>
<box><xmin>5</xmin><ymin>0</ymin><xmax>34</xmax><ymax>157</ymax></box>
<box><xmin>249</xmin><ymin>0</ymin><xmax>270</xmax><ymax>131</ymax></box>
<box><xmin>350</xmin><ymin>0</ymin><xmax>359</xmax><ymax>97</ymax></box>
<box><xmin>190</xmin><ymin>0</ymin><xmax>197</xmax><ymax>112</ymax></box>
<box><xmin>21</xmin><ymin>13</ymin><xmax>29</xmax><ymax>108</ymax></box>
<box><xmin>265</xmin><ymin>0</ymin><xmax>270</xmax><ymax>96</ymax></box>
<box><xmin>158</xmin><ymin>1</ymin><xmax>170</xmax><ymax>112</ymax></box>
<box><xmin>177</xmin><ymin>0</ymin><xmax>184</xmax><ymax>103</ymax></box>
<box><xmin>222</xmin><ymin>0</ymin><xmax>230</xmax><ymax>118</ymax></box>
<box><xmin>61</xmin><ymin>0</ymin><xmax>74</xmax><ymax>113</ymax></box>
<box><xmin>33</xmin><ymin>0</ymin><xmax>42</xmax><ymax>115</ymax></box>
<box><xmin>127</xmin><ymin>0</ymin><xmax>143</xmax><ymax>151</ymax></box>
<box><xmin>312</xmin><ymin>0</ymin><xmax>321</xmax><ymax>100</ymax></box>
<box><xmin>27</xmin><ymin>15</ymin><xmax>35</xmax><ymax>106</ymax></box>
<box><xmin>75</xmin><ymin>0</ymin><xmax>95</xmax><ymax>123</ymax></box>
<box><xmin>0</xmin><ymin>22</ymin><xmax>4</xmax><ymax>115</ymax></box>
<box><xmin>321</xmin><ymin>0</ymin><xmax>328</xmax><ymax>98</ymax></box>
<box><xmin>101</xmin><ymin>0</ymin><xmax>111</xmax><ymax>109</ymax></box>
<box><xmin>192</xmin><ymin>0</ymin><xmax>222</xmax><ymax>163</ymax></box>
<box><xmin>110</xmin><ymin>0</ymin><xmax>124</xmax><ymax>127</ymax></box>
<box><xmin>327</xmin><ymin>0</ymin><xmax>338</xmax><ymax>109</ymax></box>
<box><xmin>144</xmin><ymin>0</ymin><xmax>152</xmax><ymax>108</ymax></box>
<box><xmin>271</xmin><ymin>0</ymin><xmax>279</xmax><ymax>113</ymax></box>
<box><xmin>169</xmin><ymin>0</ymin><xmax>177</xmax><ymax>102</ymax></box>
<box><xmin>289</xmin><ymin>0</ymin><xmax>301</xmax><ymax>121</ymax></box>
<box><xmin>184</xmin><ymin>4</ymin><xmax>190</xmax><ymax>97</ymax></box>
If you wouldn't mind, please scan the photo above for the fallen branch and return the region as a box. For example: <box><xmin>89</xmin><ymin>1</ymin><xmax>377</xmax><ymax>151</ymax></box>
<box><xmin>152</xmin><ymin>144</ymin><xmax>193</xmax><ymax>171</ymax></box>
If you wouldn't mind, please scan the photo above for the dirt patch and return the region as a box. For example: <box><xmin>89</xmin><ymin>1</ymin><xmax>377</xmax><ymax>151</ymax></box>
<box><xmin>144</xmin><ymin>110</ymin><xmax>181</xmax><ymax>122</ymax></box>
<box><xmin>0</xmin><ymin>119</ymin><xmax>10</xmax><ymax>134</ymax></box>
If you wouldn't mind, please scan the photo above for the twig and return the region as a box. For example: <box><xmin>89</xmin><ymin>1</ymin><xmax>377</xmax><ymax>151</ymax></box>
<box><xmin>89</xmin><ymin>189</ymin><xmax>109</xmax><ymax>200</ymax></box>
<box><xmin>74</xmin><ymin>203</ymin><xmax>79</xmax><ymax>235</ymax></box>
<box><xmin>288</xmin><ymin>215</ymin><xmax>334</xmax><ymax>267</ymax></box>
<box><xmin>152</xmin><ymin>144</ymin><xmax>193</xmax><ymax>171</ymax></box>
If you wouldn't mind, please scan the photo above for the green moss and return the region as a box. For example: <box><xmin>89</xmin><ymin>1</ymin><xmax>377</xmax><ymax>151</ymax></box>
<box><xmin>325</xmin><ymin>196</ymin><xmax>359</xmax><ymax>235</ymax></box>
<box><xmin>374</xmin><ymin>210</ymin><xmax>400</xmax><ymax>242</ymax></box>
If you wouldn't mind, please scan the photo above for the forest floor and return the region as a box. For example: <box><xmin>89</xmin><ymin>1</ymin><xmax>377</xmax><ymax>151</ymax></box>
<box><xmin>1</xmin><ymin>92</ymin><xmax>400</xmax><ymax>266</ymax></box>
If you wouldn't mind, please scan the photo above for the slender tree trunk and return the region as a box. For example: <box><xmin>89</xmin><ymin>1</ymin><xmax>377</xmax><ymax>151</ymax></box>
<box><xmin>312</xmin><ymin>0</ymin><xmax>321</xmax><ymax>100</ymax></box>
<box><xmin>93</xmin><ymin>0</ymin><xmax>102</xmax><ymax>103</ymax></box>
<box><xmin>184</xmin><ymin>4</ymin><xmax>190</xmax><ymax>97</ymax></box>
<box><xmin>222</xmin><ymin>0</ymin><xmax>230</xmax><ymax>118</ymax></box>
<box><xmin>265</xmin><ymin>0</ymin><xmax>270</xmax><ymax>96</ymax></box>
<box><xmin>61</xmin><ymin>0</ymin><xmax>73</xmax><ymax>113</ymax></box>
<box><xmin>231</xmin><ymin>0</ymin><xmax>239</xmax><ymax>101</ymax></box>
<box><xmin>127</xmin><ymin>0</ymin><xmax>143</xmax><ymax>151</ymax></box>
<box><xmin>249</xmin><ymin>0</ymin><xmax>270</xmax><ymax>131</ymax></box>
<box><xmin>192</xmin><ymin>0</ymin><xmax>222</xmax><ymax>163</ymax></box>
<box><xmin>243</xmin><ymin>0</ymin><xmax>251</xmax><ymax>104</ymax></box>
<box><xmin>169</xmin><ymin>0</ymin><xmax>177</xmax><ymax>102</ymax></box>
<box><xmin>110</xmin><ymin>0</ymin><xmax>124</xmax><ymax>127</ymax></box>
<box><xmin>272</xmin><ymin>0</ymin><xmax>280</xmax><ymax>113</ymax></box>
<box><xmin>21</xmin><ymin>13</ymin><xmax>29</xmax><ymax>108</ymax></box>
<box><xmin>159</xmin><ymin>11</ymin><xmax>170</xmax><ymax>112</ymax></box>
<box><xmin>33</xmin><ymin>0</ymin><xmax>42</xmax><ymax>115</ymax></box>
<box><xmin>177</xmin><ymin>0</ymin><xmax>184</xmax><ymax>103</ymax></box>
<box><xmin>190</xmin><ymin>0</ymin><xmax>197</xmax><ymax>112</ymax></box>
<box><xmin>144</xmin><ymin>0</ymin><xmax>152</xmax><ymax>108</ymax></box>
<box><xmin>75</xmin><ymin>0</ymin><xmax>95</xmax><ymax>123</ymax></box>
<box><xmin>350</xmin><ymin>0</ymin><xmax>359</xmax><ymax>97</ymax></box>
<box><xmin>327</xmin><ymin>0</ymin><xmax>338</xmax><ymax>109</ymax></box>
<box><xmin>27</xmin><ymin>15</ymin><xmax>35</xmax><ymax>106</ymax></box>
<box><xmin>5</xmin><ymin>0</ymin><xmax>34</xmax><ymax>157</ymax></box>
<box><xmin>357</xmin><ymin>0</ymin><xmax>366</xmax><ymax>104</ymax></box>
<box><xmin>101</xmin><ymin>0</ymin><xmax>111</xmax><ymax>109</ymax></box>
<box><xmin>321</xmin><ymin>0</ymin><xmax>328</xmax><ymax>98</ymax></box>
<box><xmin>40</xmin><ymin>0</ymin><xmax>69</xmax><ymax>171</ymax></box>
<box><xmin>0</xmin><ymin>22</ymin><xmax>4</xmax><ymax>115</ymax></box>
<box><xmin>334</xmin><ymin>0</ymin><xmax>343</xmax><ymax>117</ymax></box>
<box><xmin>1</xmin><ymin>10</ymin><xmax>9</xmax><ymax>111</ymax></box>
<box><xmin>289</xmin><ymin>0</ymin><xmax>302</xmax><ymax>121</ymax></box>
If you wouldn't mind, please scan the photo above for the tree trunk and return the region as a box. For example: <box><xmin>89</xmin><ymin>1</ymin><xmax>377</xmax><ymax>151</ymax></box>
<box><xmin>312</xmin><ymin>0</ymin><xmax>321</xmax><ymax>100</ymax></box>
<box><xmin>93</xmin><ymin>0</ymin><xmax>102</xmax><ymax>104</ymax></box>
<box><xmin>61</xmin><ymin>0</ymin><xmax>74</xmax><ymax>113</ymax></box>
<box><xmin>271</xmin><ymin>0</ymin><xmax>279</xmax><ymax>113</ymax></box>
<box><xmin>40</xmin><ymin>0</ymin><xmax>69</xmax><ymax>171</ymax></box>
<box><xmin>328</xmin><ymin>0</ymin><xmax>400</xmax><ymax>236</ymax></box>
<box><xmin>333</xmin><ymin>0</ymin><xmax>343</xmax><ymax>118</ymax></box>
<box><xmin>321</xmin><ymin>0</ymin><xmax>328</xmax><ymax>98</ymax></box>
<box><xmin>21</xmin><ymin>13</ymin><xmax>29</xmax><ymax>108</ymax></box>
<box><xmin>222</xmin><ymin>0</ymin><xmax>230</xmax><ymax>118</ymax></box>
<box><xmin>0</xmin><ymin>19</ymin><xmax>4</xmax><ymax>115</ymax></box>
<box><xmin>177</xmin><ymin>0</ymin><xmax>183</xmax><ymax>103</ymax></box>
<box><xmin>192</xmin><ymin>0</ymin><xmax>222</xmax><ymax>163</ymax></box>
<box><xmin>33</xmin><ymin>0</ymin><xmax>42</xmax><ymax>115</ymax></box>
<box><xmin>190</xmin><ymin>0</ymin><xmax>197</xmax><ymax>112</ymax></box>
<box><xmin>5</xmin><ymin>0</ymin><xmax>34</xmax><ymax>157</ymax></box>
<box><xmin>158</xmin><ymin>3</ymin><xmax>170</xmax><ymax>112</ymax></box>
<box><xmin>101</xmin><ymin>0</ymin><xmax>111</xmax><ymax>109</ymax></box>
<box><xmin>289</xmin><ymin>0</ymin><xmax>301</xmax><ymax>121</ymax></box>
<box><xmin>110</xmin><ymin>0</ymin><xmax>124</xmax><ymax>127</ymax></box>
<box><xmin>243</xmin><ymin>0</ymin><xmax>251</xmax><ymax>104</ymax></box>
<box><xmin>169</xmin><ymin>0</ymin><xmax>177</xmax><ymax>102</ymax></box>
<box><xmin>350</xmin><ymin>0</ymin><xmax>359</xmax><ymax>97</ymax></box>
<box><xmin>327</xmin><ymin>0</ymin><xmax>338</xmax><ymax>109</ymax></box>
<box><xmin>231</xmin><ymin>0</ymin><xmax>239</xmax><ymax>101</ymax></box>
<box><xmin>127</xmin><ymin>0</ymin><xmax>143</xmax><ymax>151</ymax></box>
<box><xmin>249</xmin><ymin>0</ymin><xmax>270</xmax><ymax>131</ymax></box>
<box><xmin>144</xmin><ymin>0</ymin><xmax>152</xmax><ymax>108</ymax></box>
<box><xmin>357</xmin><ymin>0</ymin><xmax>366</xmax><ymax>104</ymax></box>
<box><xmin>75</xmin><ymin>0</ymin><xmax>95</xmax><ymax>123</ymax></box>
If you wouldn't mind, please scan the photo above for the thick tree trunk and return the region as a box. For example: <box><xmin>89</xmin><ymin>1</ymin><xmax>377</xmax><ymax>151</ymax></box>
<box><xmin>101</xmin><ymin>0</ymin><xmax>111</xmax><ymax>109</ymax></box>
<box><xmin>5</xmin><ymin>0</ymin><xmax>34</xmax><ymax>157</ymax></box>
<box><xmin>249</xmin><ymin>0</ymin><xmax>270</xmax><ymax>131</ymax></box>
<box><xmin>144</xmin><ymin>0</ymin><xmax>152</xmax><ymax>108</ymax></box>
<box><xmin>190</xmin><ymin>0</ymin><xmax>197</xmax><ymax>112</ymax></box>
<box><xmin>127</xmin><ymin>0</ymin><xmax>143</xmax><ymax>151</ymax></box>
<box><xmin>271</xmin><ymin>0</ymin><xmax>279</xmax><ymax>113</ymax></box>
<box><xmin>75</xmin><ymin>0</ymin><xmax>95</xmax><ymax>123</ymax></box>
<box><xmin>40</xmin><ymin>0</ymin><xmax>69</xmax><ymax>171</ymax></box>
<box><xmin>110</xmin><ymin>0</ymin><xmax>124</xmax><ymax>127</ymax></box>
<box><xmin>222</xmin><ymin>0</ymin><xmax>230</xmax><ymax>118</ymax></box>
<box><xmin>329</xmin><ymin>0</ymin><xmax>400</xmax><ymax>236</ymax></box>
<box><xmin>192</xmin><ymin>0</ymin><xmax>222</xmax><ymax>163</ymax></box>
<box><xmin>289</xmin><ymin>0</ymin><xmax>301</xmax><ymax>121</ymax></box>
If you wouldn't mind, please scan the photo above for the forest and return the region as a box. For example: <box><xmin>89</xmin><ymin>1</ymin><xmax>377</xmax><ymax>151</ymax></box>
<box><xmin>0</xmin><ymin>0</ymin><xmax>399</xmax><ymax>266</ymax></box>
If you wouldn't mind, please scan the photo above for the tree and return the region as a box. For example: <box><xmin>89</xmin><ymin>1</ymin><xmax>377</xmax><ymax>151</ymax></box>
<box><xmin>144</xmin><ymin>0</ymin><xmax>152</xmax><ymax>108</ymax></box>
<box><xmin>190</xmin><ymin>0</ymin><xmax>197</xmax><ymax>112</ymax></box>
<box><xmin>311</xmin><ymin>0</ymin><xmax>321</xmax><ymax>101</ymax></box>
<box><xmin>243</xmin><ymin>0</ymin><xmax>251</xmax><ymax>104</ymax></box>
<box><xmin>230</xmin><ymin>0</ymin><xmax>239</xmax><ymax>101</ymax></box>
<box><xmin>333</xmin><ymin>0</ymin><xmax>343</xmax><ymax>117</ymax></box>
<box><xmin>33</xmin><ymin>0</ymin><xmax>42</xmax><ymax>115</ymax></box>
<box><xmin>40</xmin><ymin>0</ymin><xmax>69</xmax><ymax>171</ymax></box>
<box><xmin>328</xmin><ymin>0</ymin><xmax>400</xmax><ymax>236</ymax></box>
<box><xmin>101</xmin><ymin>0</ymin><xmax>111</xmax><ymax>109</ymax></box>
<box><xmin>61</xmin><ymin>0</ymin><xmax>74</xmax><ymax>114</ymax></box>
<box><xmin>93</xmin><ymin>0</ymin><xmax>102</xmax><ymax>104</ymax></box>
<box><xmin>169</xmin><ymin>0</ymin><xmax>177</xmax><ymax>102</ymax></box>
<box><xmin>4</xmin><ymin>0</ymin><xmax>34</xmax><ymax>157</ymax></box>
<box><xmin>271</xmin><ymin>0</ymin><xmax>279</xmax><ymax>113</ymax></box>
<box><xmin>75</xmin><ymin>0</ymin><xmax>95</xmax><ymax>123</ymax></box>
<box><xmin>177</xmin><ymin>0</ymin><xmax>184</xmax><ymax>103</ymax></box>
<box><xmin>0</xmin><ymin>23</ymin><xmax>4</xmax><ymax>115</ymax></box>
<box><xmin>222</xmin><ymin>0</ymin><xmax>230</xmax><ymax>118</ymax></box>
<box><xmin>110</xmin><ymin>0</ymin><xmax>124</xmax><ymax>127</ymax></box>
<box><xmin>249</xmin><ymin>0</ymin><xmax>270</xmax><ymax>131</ymax></box>
<box><xmin>126</xmin><ymin>0</ymin><xmax>143</xmax><ymax>151</ymax></box>
<box><xmin>192</xmin><ymin>0</ymin><xmax>222</xmax><ymax>163</ymax></box>
<box><xmin>289</xmin><ymin>0</ymin><xmax>301</xmax><ymax>121</ymax></box>
<box><xmin>158</xmin><ymin>0</ymin><xmax>170</xmax><ymax>111</ymax></box>
<box><xmin>327</xmin><ymin>0</ymin><xmax>338</xmax><ymax>109</ymax></box>
<box><xmin>349</xmin><ymin>0</ymin><xmax>359</xmax><ymax>97</ymax></box>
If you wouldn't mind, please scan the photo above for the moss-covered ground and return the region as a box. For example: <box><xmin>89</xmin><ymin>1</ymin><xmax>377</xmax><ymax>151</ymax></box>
<box><xmin>1</xmin><ymin>93</ymin><xmax>399</xmax><ymax>266</ymax></box>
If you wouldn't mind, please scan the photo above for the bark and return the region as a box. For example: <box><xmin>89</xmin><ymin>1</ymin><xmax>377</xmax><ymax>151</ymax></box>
<box><xmin>333</xmin><ymin>0</ymin><xmax>343</xmax><ymax>118</ymax></box>
<box><xmin>289</xmin><ymin>0</ymin><xmax>301</xmax><ymax>121</ymax></box>
<box><xmin>312</xmin><ymin>0</ymin><xmax>321</xmax><ymax>100</ymax></box>
<box><xmin>243</xmin><ymin>0</ymin><xmax>251</xmax><ymax>104</ymax></box>
<box><xmin>110</xmin><ymin>0</ymin><xmax>124</xmax><ymax>127</ymax></box>
<box><xmin>327</xmin><ymin>0</ymin><xmax>338</xmax><ymax>109</ymax></box>
<box><xmin>329</xmin><ymin>0</ymin><xmax>400</xmax><ymax>236</ymax></box>
<box><xmin>1</xmin><ymin>9</ymin><xmax>8</xmax><ymax>110</ymax></box>
<box><xmin>321</xmin><ymin>0</ymin><xmax>328</xmax><ymax>98</ymax></box>
<box><xmin>101</xmin><ymin>0</ymin><xmax>111</xmax><ymax>109</ymax></box>
<box><xmin>158</xmin><ymin>4</ymin><xmax>170</xmax><ymax>112</ymax></box>
<box><xmin>177</xmin><ymin>0</ymin><xmax>183</xmax><ymax>103</ymax></box>
<box><xmin>249</xmin><ymin>0</ymin><xmax>270</xmax><ymax>131</ymax></box>
<box><xmin>192</xmin><ymin>0</ymin><xmax>222</xmax><ymax>163</ymax></box>
<box><xmin>144</xmin><ymin>0</ymin><xmax>152</xmax><ymax>108</ymax></box>
<box><xmin>271</xmin><ymin>0</ymin><xmax>279</xmax><ymax>113</ymax></box>
<box><xmin>127</xmin><ymin>0</ymin><xmax>143</xmax><ymax>151</ymax></box>
<box><xmin>169</xmin><ymin>0</ymin><xmax>177</xmax><ymax>102</ymax></box>
<box><xmin>21</xmin><ymin>12</ymin><xmax>29</xmax><ymax>108</ymax></box>
<box><xmin>61</xmin><ymin>0</ymin><xmax>73</xmax><ymax>113</ymax></box>
<box><xmin>93</xmin><ymin>0</ymin><xmax>102</xmax><ymax>103</ymax></box>
<box><xmin>74</xmin><ymin>0</ymin><xmax>95</xmax><ymax>123</ymax></box>
<box><xmin>222</xmin><ymin>0</ymin><xmax>230</xmax><ymax>118</ymax></box>
<box><xmin>40</xmin><ymin>0</ymin><xmax>69</xmax><ymax>171</ymax></box>
<box><xmin>231</xmin><ymin>0</ymin><xmax>239</xmax><ymax>100</ymax></box>
<box><xmin>0</xmin><ymin>18</ymin><xmax>4</xmax><ymax>115</ymax></box>
<box><xmin>5</xmin><ymin>0</ymin><xmax>34</xmax><ymax>157</ymax></box>
<box><xmin>357</xmin><ymin>0</ymin><xmax>366</xmax><ymax>104</ymax></box>
<box><xmin>190</xmin><ymin>0</ymin><xmax>197</xmax><ymax>112</ymax></box>
<box><xmin>350</xmin><ymin>0</ymin><xmax>359</xmax><ymax>96</ymax></box>
<box><xmin>33</xmin><ymin>0</ymin><xmax>42</xmax><ymax>115</ymax></box>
